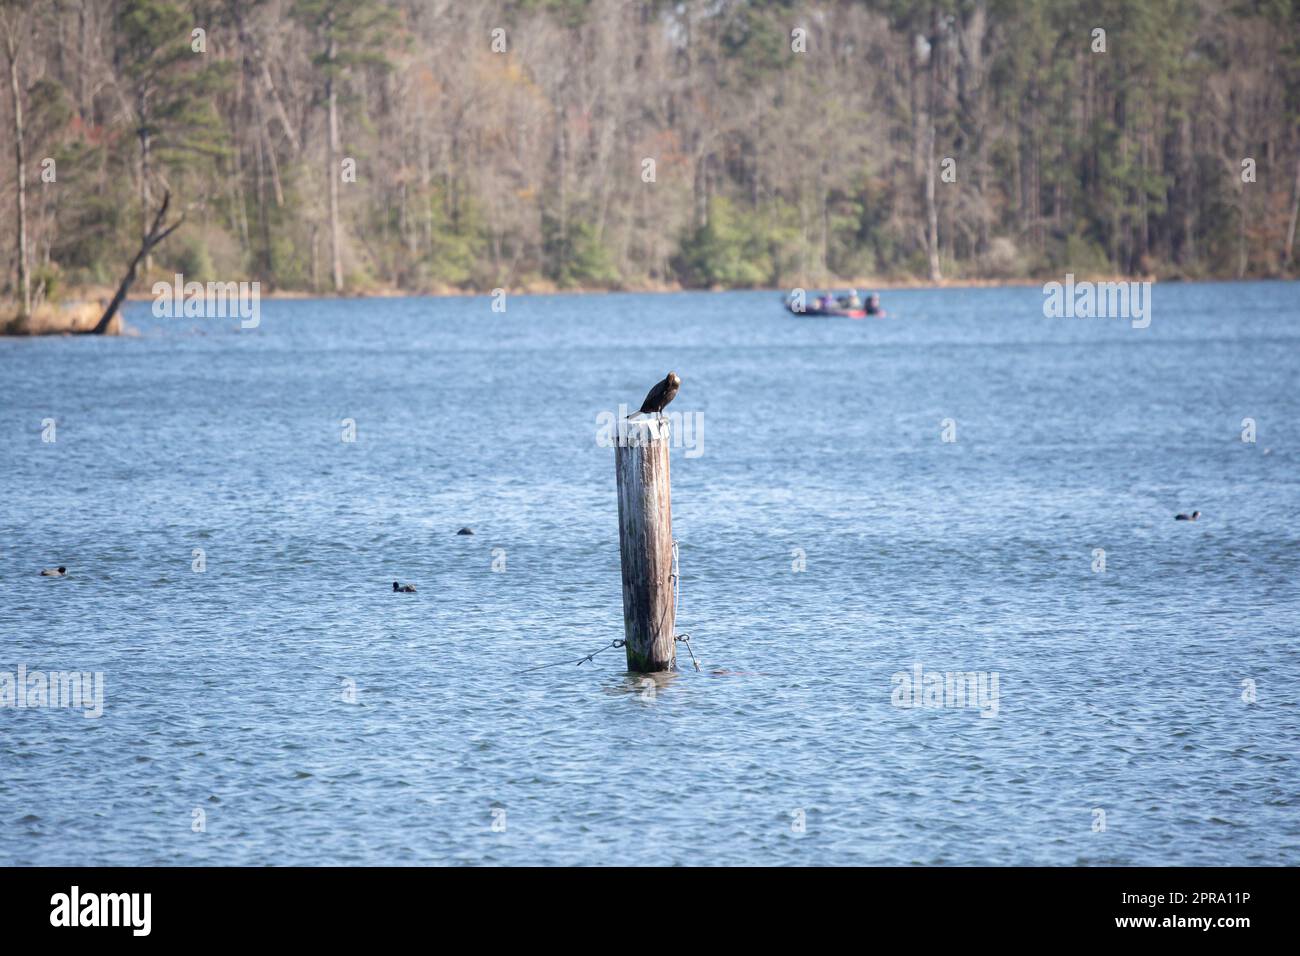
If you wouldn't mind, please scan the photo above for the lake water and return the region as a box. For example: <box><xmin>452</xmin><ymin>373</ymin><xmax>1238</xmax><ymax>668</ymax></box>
<box><xmin>2</xmin><ymin>282</ymin><xmax>1297</xmax><ymax>866</ymax></box>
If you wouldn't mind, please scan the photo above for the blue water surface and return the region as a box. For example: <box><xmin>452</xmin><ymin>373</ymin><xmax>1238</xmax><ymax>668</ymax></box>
<box><xmin>1</xmin><ymin>282</ymin><xmax>1297</xmax><ymax>865</ymax></box>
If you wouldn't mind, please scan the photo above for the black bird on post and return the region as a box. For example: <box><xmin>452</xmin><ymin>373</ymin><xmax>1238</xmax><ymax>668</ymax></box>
<box><xmin>631</xmin><ymin>371</ymin><xmax>681</xmax><ymax>419</ymax></box>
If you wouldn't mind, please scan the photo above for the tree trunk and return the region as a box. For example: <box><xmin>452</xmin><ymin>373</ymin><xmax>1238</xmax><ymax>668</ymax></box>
<box><xmin>5</xmin><ymin>31</ymin><xmax>30</xmax><ymax>319</ymax></box>
<box><xmin>90</xmin><ymin>191</ymin><xmax>184</xmax><ymax>335</ymax></box>
<box><xmin>77</xmin><ymin>2</ymin><xmax>89</xmax><ymax>118</ymax></box>
<box><xmin>924</xmin><ymin>7</ymin><xmax>942</xmax><ymax>282</ymax></box>
<box><xmin>234</xmin><ymin>0</ymin><xmax>286</xmax><ymax>214</ymax></box>
<box><xmin>1284</xmin><ymin>149</ymin><xmax>1300</xmax><ymax>274</ymax></box>
<box><xmin>139</xmin><ymin>93</ymin><xmax>153</xmax><ymax>274</ymax></box>
<box><xmin>821</xmin><ymin>181</ymin><xmax>830</xmax><ymax>279</ymax></box>
<box><xmin>558</xmin><ymin>103</ymin><xmax>568</xmax><ymax>242</ymax></box>
<box><xmin>925</xmin><ymin>121</ymin><xmax>941</xmax><ymax>282</ymax></box>
<box><xmin>1237</xmin><ymin>189</ymin><xmax>1248</xmax><ymax>279</ymax></box>
<box><xmin>961</xmin><ymin>1</ymin><xmax>990</xmax><ymax>256</ymax></box>
<box><xmin>326</xmin><ymin>33</ymin><xmax>343</xmax><ymax>293</ymax></box>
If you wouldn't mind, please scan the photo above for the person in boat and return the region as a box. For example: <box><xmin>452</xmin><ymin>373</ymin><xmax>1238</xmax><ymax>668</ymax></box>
<box><xmin>817</xmin><ymin>293</ymin><xmax>833</xmax><ymax>311</ymax></box>
<box><xmin>865</xmin><ymin>293</ymin><xmax>884</xmax><ymax>316</ymax></box>
<box><xmin>846</xmin><ymin>289</ymin><xmax>861</xmax><ymax>309</ymax></box>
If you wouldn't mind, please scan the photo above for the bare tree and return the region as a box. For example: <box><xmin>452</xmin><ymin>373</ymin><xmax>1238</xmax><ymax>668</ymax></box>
<box><xmin>1</xmin><ymin>1</ymin><xmax>30</xmax><ymax>318</ymax></box>
<box><xmin>88</xmin><ymin>190</ymin><xmax>185</xmax><ymax>335</ymax></box>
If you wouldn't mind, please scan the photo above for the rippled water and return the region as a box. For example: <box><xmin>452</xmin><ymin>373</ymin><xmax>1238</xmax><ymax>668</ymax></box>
<box><xmin>2</xmin><ymin>282</ymin><xmax>1297</xmax><ymax>865</ymax></box>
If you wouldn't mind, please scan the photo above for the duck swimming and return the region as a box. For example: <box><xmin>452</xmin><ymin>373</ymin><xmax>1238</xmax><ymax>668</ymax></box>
<box><xmin>1174</xmin><ymin>511</ymin><xmax>1201</xmax><ymax>521</ymax></box>
<box><xmin>456</xmin><ymin>527</ymin><xmax>474</xmax><ymax>535</ymax></box>
<box><xmin>392</xmin><ymin>581</ymin><xmax>416</xmax><ymax>592</ymax></box>
<box><xmin>40</xmin><ymin>566</ymin><xmax>67</xmax><ymax>576</ymax></box>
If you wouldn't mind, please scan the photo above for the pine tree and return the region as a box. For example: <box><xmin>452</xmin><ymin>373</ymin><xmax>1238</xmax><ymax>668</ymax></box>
<box><xmin>111</xmin><ymin>0</ymin><xmax>229</xmax><ymax>271</ymax></box>
<box><xmin>291</xmin><ymin>0</ymin><xmax>395</xmax><ymax>292</ymax></box>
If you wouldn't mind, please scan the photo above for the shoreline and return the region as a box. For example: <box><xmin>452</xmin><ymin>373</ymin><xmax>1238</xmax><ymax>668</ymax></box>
<box><xmin>3</xmin><ymin>273</ymin><xmax>1294</xmax><ymax>335</ymax></box>
<box><xmin>84</xmin><ymin>271</ymin><xmax>1300</xmax><ymax>301</ymax></box>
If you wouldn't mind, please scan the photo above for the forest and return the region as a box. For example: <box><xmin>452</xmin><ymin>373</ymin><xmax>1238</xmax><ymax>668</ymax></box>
<box><xmin>1</xmin><ymin>0</ymin><xmax>1298</xmax><ymax>312</ymax></box>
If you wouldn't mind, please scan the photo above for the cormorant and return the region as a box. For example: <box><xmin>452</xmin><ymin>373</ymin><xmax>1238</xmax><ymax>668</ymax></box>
<box><xmin>1174</xmin><ymin>511</ymin><xmax>1201</xmax><ymax>521</ymax></box>
<box><xmin>392</xmin><ymin>581</ymin><xmax>417</xmax><ymax>592</ymax></box>
<box><xmin>632</xmin><ymin>371</ymin><xmax>681</xmax><ymax>418</ymax></box>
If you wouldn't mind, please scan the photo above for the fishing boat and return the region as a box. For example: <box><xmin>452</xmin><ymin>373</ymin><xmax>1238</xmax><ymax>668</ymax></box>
<box><xmin>783</xmin><ymin>291</ymin><xmax>874</xmax><ymax>319</ymax></box>
<box><xmin>791</xmin><ymin>302</ymin><xmax>867</xmax><ymax>319</ymax></box>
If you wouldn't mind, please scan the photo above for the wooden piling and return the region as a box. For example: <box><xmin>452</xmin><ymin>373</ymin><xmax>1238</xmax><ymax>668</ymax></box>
<box><xmin>615</xmin><ymin>417</ymin><xmax>676</xmax><ymax>672</ymax></box>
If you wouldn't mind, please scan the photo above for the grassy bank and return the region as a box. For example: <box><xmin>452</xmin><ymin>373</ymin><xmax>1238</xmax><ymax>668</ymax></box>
<box><xmin>0</xmin><ymin>300</ymin><xmax>114</xmax><ymax>336</ymax></box>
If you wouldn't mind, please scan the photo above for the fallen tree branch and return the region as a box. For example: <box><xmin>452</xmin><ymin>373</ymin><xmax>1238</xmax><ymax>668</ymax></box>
<box><xmin>86</xmin><ymin>190</ymin><xmax>186</xmax><ymax>335</ymax></box>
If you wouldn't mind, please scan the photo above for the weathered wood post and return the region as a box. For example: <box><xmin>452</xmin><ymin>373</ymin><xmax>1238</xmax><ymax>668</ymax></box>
<box><xmin>615</xmin><ymin>417</ymin><xmax>676</xmax><ymax>671</ymax></box>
